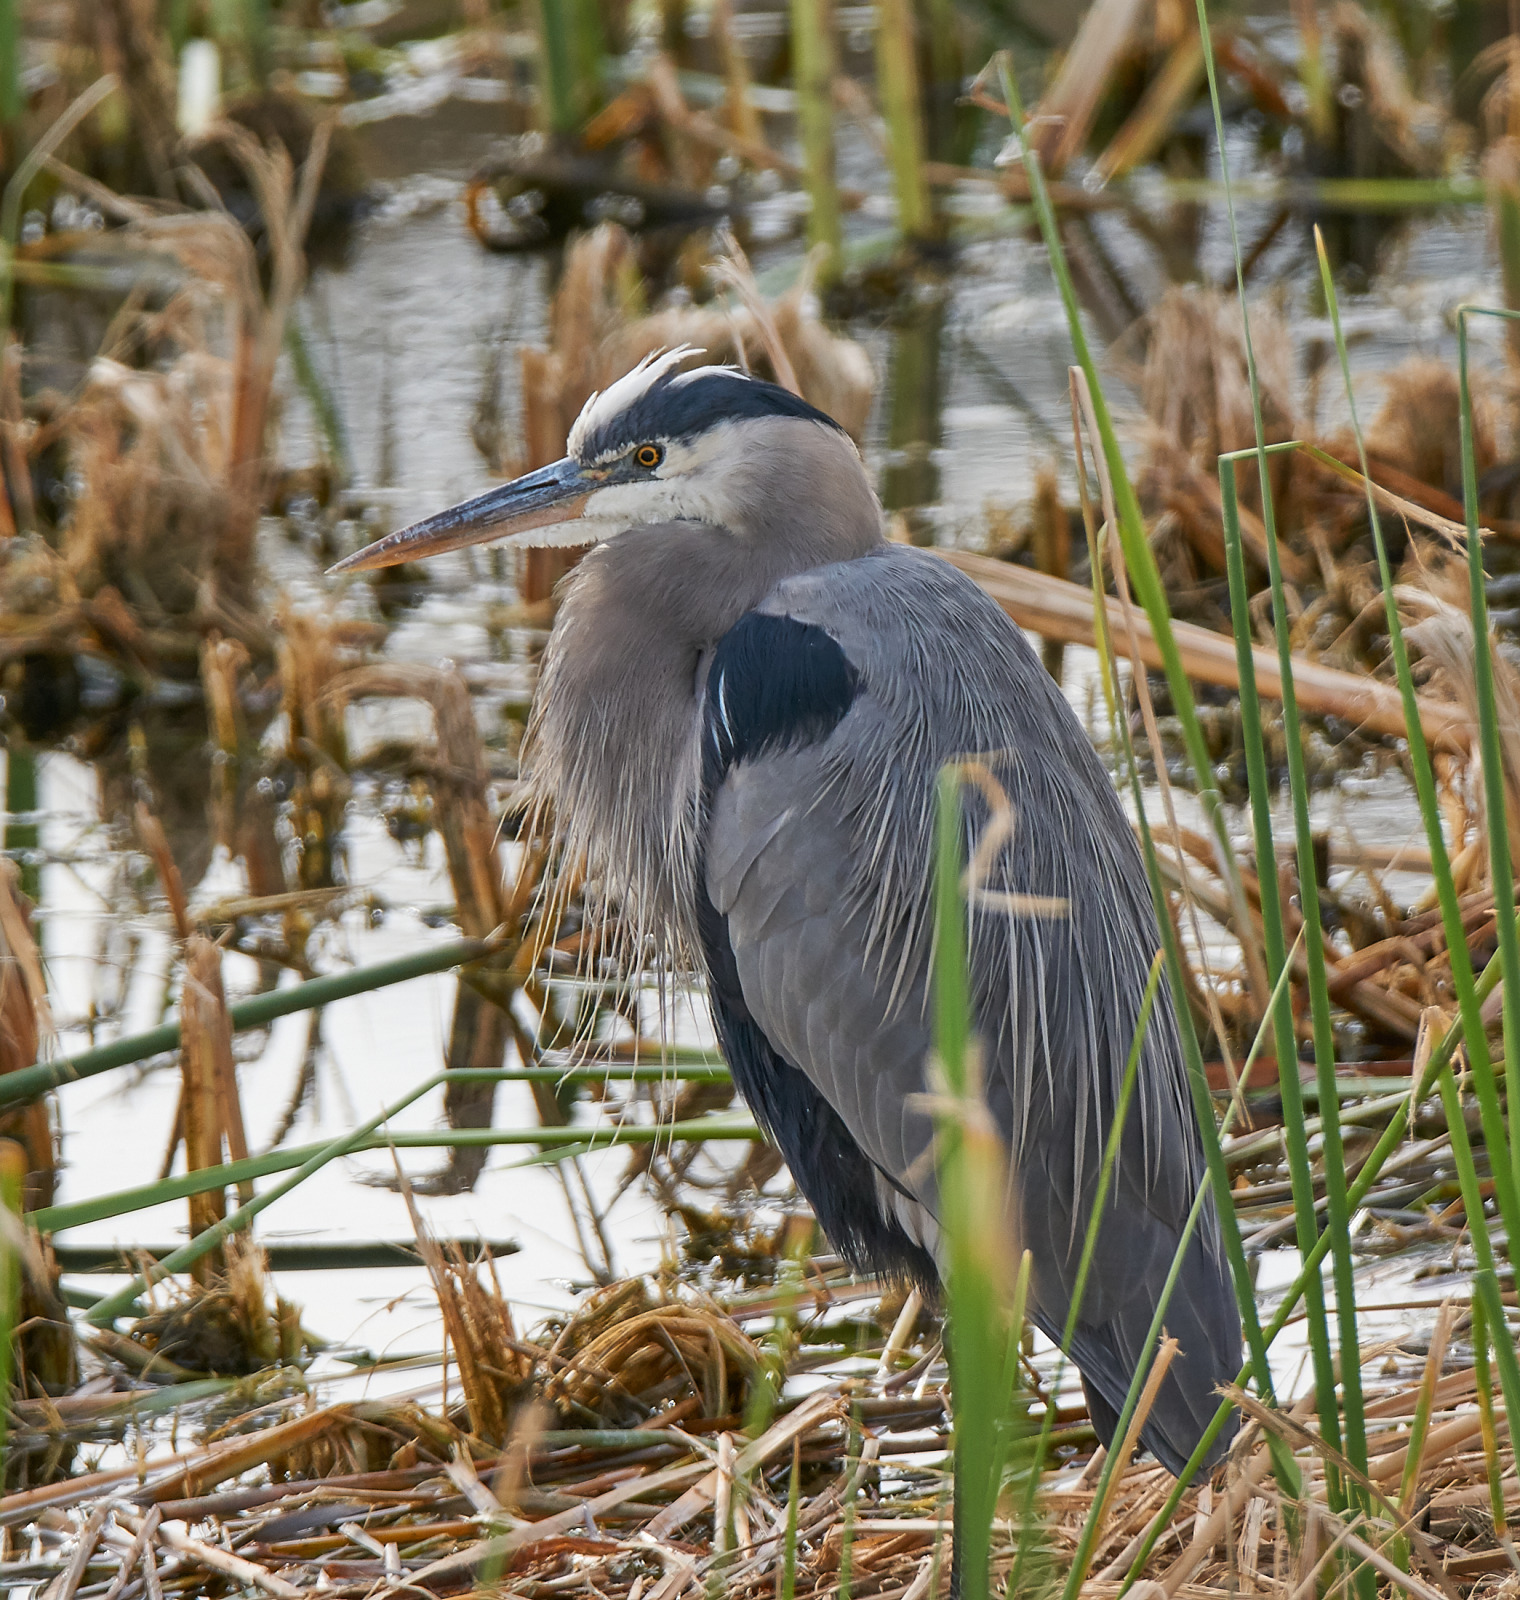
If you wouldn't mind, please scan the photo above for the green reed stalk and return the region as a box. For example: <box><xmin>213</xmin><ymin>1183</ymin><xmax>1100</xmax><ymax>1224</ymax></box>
<box><xmin>992</xmin><ymin>57</ymin><xmax>1260</xmax><ymax>995</ymax></box>
<box><xmin>1117</xmin><ymin>955</ymin><xmax>1503</xmax><ymax>1590</ymax></box>
<box><xmin>0</xmin><ymin>1141</ymin><xmax>21</xmax><ymax>1481</ymax></box>
<box><xmin>1457</xmin><ymin>306</ymin><xmax>1520</xmax><ymax>1192</ymax></box>
<box><xmin>0</xmin><ymin>935</ymin><xmax>496</xmax><ymax>1108</ymax></box>
<box><xmin>1219</xmin><ymin>458</ymin><xmax>1344</xmax><ymax>1469</ymax></box>
<box><xmin>0</xmin><ymin>0</ymin><xmax>18</xmax><ymax>133</ymax></box>
<box><xmin>839</xmin><ymin>1418</ymin><xmax>859</xmax><ymax>1600</ymax></box>
<box><xmin>285</xmin><ymin>318</ymin><xmax>351</xmax><ymax>484</ymax></box>
<box><xmin>781</xmin><ymin>1441</ymin><xmax>801</xmax><ymax>1600</ymax></box>
<box><xmin>79</xmin><ymin>1062</ymin><xmax>462</xmax><ymax>1325</ymax></box>
<box><xmin>1433</xmin><ymin>1065</ymin><xmax>1520</xmax><ymax>1465</ymax></box>
<box><xmin>874</xmin><ymin>0</ymin><xmax>931</xmax><ymax>243</ymax></box>
<box><xmin>1395</xmin><ymin>1313</ymin><xmax>1447</xmax><ymax>1525</ymax></box>
<box><xmin>536</xmin><ymin>0</ymin><xmax>580</xmax><ymax>137</ymax></box>
<box><xmin>1054</xmin><ymin>938</ymin><xmax>1304</xmax><ymax>1600</ymax></box>
<box><xmin>994</xmin><ymin>55</ymin><xmax>1283</xmax><ymax>1448</ymax></box>
<box><xmin>933</xmin><ymin>766</ymin><xmax>1006</xmax><ymax>1600</ymax></box>
<box><xmin>74</xmin><ymin>1100</ymin><xmax>755</xmax><ymax>1326</ymax></box>
<box><xmin>1471</xmin><ymin>1300</ymin><xmax>1509</xmax><ymax>1546</ymax></box>
<box><xmin>790</xmin><ymin>0</ymin><xmax>843</xmax><ymax>278</ymax></box>
<box><xmin>1313</xmin><ymin>244</ymin><xmax>1520</xmax><ymax>1271</ymax></box>
<box><xmin>4</xmin><ymin>746</ymin><xmax>37</xmax><ymax>906</ymax></box>
<box><xmin>1197</xmin><ymin>0</ymin><xmax>1371</xmax><ymax>1492</ymax></box>
<box><xmin>32</xmin><ymin>1110</ymin><xmax>760</xmax><ymax>1235</ymax></box>
<box><xmin>1007</xmin><ymin>953</ymin><xmax>1160</xmax><ymax>1592</ymax></box>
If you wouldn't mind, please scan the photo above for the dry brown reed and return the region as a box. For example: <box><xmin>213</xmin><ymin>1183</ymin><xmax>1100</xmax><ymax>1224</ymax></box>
<box><xmin>1326</xmin><ymin>2</ymin><xmax>1462</xmax><ymax>176</ymax></box>
<box><xmin>0</xmin><ymin>863</ymin><xmax>53</xmax><ymax>1214</ymax></box>
<box><xmin>14</xmin><ymin>1238</ymin><xmax>1520</xmax><ymax>1600</ymax></box>
<box><xmin>0</xmin><ymin>113</ymin><xmax>330</xmax><ymax>683</ymax></box>
<box><xmin>516</xmin><ymin>221</ymin><xmax>875</xmax><ymax>473</ymax></box>
<box><xmin>329</xmin><ymin>662</ymin><xmax>547</xmax><ymax>1192</ymax></box>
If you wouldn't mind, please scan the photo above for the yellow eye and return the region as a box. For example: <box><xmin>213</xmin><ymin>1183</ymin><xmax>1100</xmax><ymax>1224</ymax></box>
<box><xmin>636</xmin><ymin>444</ymin><xmax>663</xmax><ymax>469</ymax></box>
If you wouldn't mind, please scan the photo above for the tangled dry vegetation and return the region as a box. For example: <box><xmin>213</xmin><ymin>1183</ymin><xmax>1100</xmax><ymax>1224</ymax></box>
<box><xmin>7</xmin><ymin>1226</ymin><xmax>1520</xmax><ymax>1600</ymax></box>
<box><xmin>10</xmin><ymin>2</ymin><xmax>1520</xmax><ymax>1594</ymax></box>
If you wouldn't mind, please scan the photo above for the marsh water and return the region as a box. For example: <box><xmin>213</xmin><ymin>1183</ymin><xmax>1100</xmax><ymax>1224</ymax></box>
<box><xmin>13</xmin><ymin>79</ymin><xmax>1509</xmax><ymax>1424</ymax></box>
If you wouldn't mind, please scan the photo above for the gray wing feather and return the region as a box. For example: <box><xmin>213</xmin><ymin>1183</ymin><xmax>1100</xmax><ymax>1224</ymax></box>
<box><xmin>704</xmin><ymin>545</ymin><xmax>1240</xmax><ymax>1471</ymax></box>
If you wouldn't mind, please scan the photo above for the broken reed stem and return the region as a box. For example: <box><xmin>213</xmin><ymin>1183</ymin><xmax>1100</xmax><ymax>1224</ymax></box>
<box><xmin>790</xmin><ymin>0</ymin><xmax>842</xmax><ymax>279</ymax></box>
<box><xmin>711</xmin><ymin>0</ymin><xmax>763</xmax><ymax>147</ymax></box>
<box><xmin>180</xmin><ymin>940</ymin><xmax>230</xmax><ymax>1285</ymax></box>
<box><xmin>0</xmin><ymin>1138</ymin><xmax>21</xmax><ymax>1480</ymax></box>
<box><xmin>0</xmin><ymin>74</ymin><xmax>118</xmax><ymax>337</ymax></box>
<box><xmin>1485</xmin><ymin>142</ymin><xmax>1520</xmax><ymax>365</ymax></box>
<box><xmin>875</xmin><ymin>0</ymin><xmax>931</xmax><ymax>243</ymax></box>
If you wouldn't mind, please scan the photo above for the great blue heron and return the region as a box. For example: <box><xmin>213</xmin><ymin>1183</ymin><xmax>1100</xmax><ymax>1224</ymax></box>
<box><xmin>333</xmin><ymin>350</ymin><xmax>1242</xmax><ymax>1483</ymax></box>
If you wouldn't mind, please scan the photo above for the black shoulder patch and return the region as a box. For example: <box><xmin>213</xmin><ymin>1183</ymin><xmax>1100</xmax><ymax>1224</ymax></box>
<box><xmin>702</xmin><ymin>612</ymin><xmax>858</xmax><ymax>795</ymax></box>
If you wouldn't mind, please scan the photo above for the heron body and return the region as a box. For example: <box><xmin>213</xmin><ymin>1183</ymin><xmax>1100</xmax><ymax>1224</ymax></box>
<box><xmin>333</xmin><ymin>350</ymin><xmax>1242</xmax><ymax>1478</ymax></box>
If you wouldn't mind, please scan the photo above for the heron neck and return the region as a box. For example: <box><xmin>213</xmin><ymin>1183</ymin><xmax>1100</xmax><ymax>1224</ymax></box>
<box><xmin>526</xmin><ymin>513</ymin><xmax>878</xmax><ymax>963</ymax></box>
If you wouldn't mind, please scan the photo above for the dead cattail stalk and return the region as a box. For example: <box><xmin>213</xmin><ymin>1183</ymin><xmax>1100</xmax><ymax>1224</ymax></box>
<box><xmin>179</xmin><ymin>937</ymin><xmax>241</xmax><ymax>1283</ymax></box>
<box><xmin>1082</xmin><ymin>1339</ymin><xmax>1179</xmax><ymax>1576</ymax></box>
<box><xmin>136</xmin><ymin>804</ymin><xmax>191</xmax><ymax>943</ymax></box>
<box><xmin>1028</xmin><ymin>467</ymin><xmax>1069</xmax><ymax>682</ymax></box>
<box><xmin>332</xmin><ymin>663</ymin><xmax>520</xmax><ymax>1190</ymax></box>
<box><xmin>400</xmin><ymin>1175</ymin><xmax>531</xmax><ymax>1444</ymax></box>
<box><xmin>0</xmin><ymin>862</ymin><xmax>54</xmax><ymax>1210</ymax></box>
<box><xmin>712</xmin><ymin>0</ymin><xmax>762</xmax><ymax>147</ymax></box>
<box><xmin>874</xmin><ymin>0</ymin><xmax>931</xmax><ymax>242</ymax></box>
<box><xmin>1029</xmin><ymin>0</ymin><xmax>1149</xmax><ymax>175</ymax></box>
<box><xmin>215</xmin><ymin>116</ymin><xmax>333</xmax><ymax>578</ymax></box>
<box><xmin>789</xmin><ymin>0</ymin><xmax>843</xmax><ymax>278</ymax></box>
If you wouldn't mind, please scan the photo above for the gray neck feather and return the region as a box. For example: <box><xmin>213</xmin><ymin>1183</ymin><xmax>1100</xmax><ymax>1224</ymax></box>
<box><xmin>525</xmin><ymin>420</ymin><xmax>883</xmax><ymax>966</ymax></box>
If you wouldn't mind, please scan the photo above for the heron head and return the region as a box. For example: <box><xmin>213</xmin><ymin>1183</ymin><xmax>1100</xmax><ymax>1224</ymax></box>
<box><xmin>328</xmin><ymin>349</ymin><xmax>873</xmax><ymax>575</ymax></box>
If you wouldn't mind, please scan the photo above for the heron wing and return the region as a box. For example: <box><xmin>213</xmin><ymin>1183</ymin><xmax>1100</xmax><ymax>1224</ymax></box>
<box><xmin>698</xmin><ymin>546</ymin><xmax>1240</xmax><ymax>1472</ymax></box>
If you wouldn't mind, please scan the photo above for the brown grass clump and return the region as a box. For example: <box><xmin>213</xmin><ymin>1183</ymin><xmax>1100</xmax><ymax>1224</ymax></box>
<box><xmin>1361</xmin><ymin>356</ymin><xmax>1501</xmax><ymax>496</ymax></box>
<box><xmin>1137</xmin><ymin>284</ymin><xmax>1297</xmax><ymax>470</ymax></box>
<box><xmin>1328</xmin><ymin>1</ymin><xmax>1462</xmax><ymax>176</ymax></box>
<box><xmin>1127</xmin><ymin>285</ymin><xmax>1301</xmax><ymax>598</ymax></box>
<box><xmin>518</xmin><ymin>221</ymin><xmax>876</xmax><ymax>470</ymax></box>
<box><xmin>542</xmin><ymin>1281</ymin><xmax>762</xmax><ymax>1424</ymax></box>
<box><xmin>127</xmin><ymin>1239</ymin><xmax>305</xmax><ymax>1377</ymax></box>
<box><xmin>0</xmin><ymin>119</ymin><xmax>331</xmax><ymax>681</ymax></box>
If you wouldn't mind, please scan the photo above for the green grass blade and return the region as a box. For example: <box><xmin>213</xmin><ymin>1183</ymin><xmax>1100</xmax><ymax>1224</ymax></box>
<box><xmin>1058</xmin><ymin>933</ymin><xmax>1304</xmax><ymax>1600</ymax></box>
<box><xmin>994</xmin><ymin>64</ymin><xmax>1284</xmax><ymax>1479</ymax></box>
<box><xmin>1010</xmin><ymin>953</ymin><xmax>1162</xmax><ymax>1594</ymax></box>
<box><xmin>1471</xmin><ymin>1299</ymin><xmax>1509</xmax><ymax>1545</ymax></box>
<box><xmin>1219</xmin><ymin>459</ymin><xmax>1347</xmax><ymax>1471</ymax></box>
<box><xmin>1457</xmin><ymin>308</ymin><xmax>1520</xmax><ymax>1198</ymax></box>
<box><xmin>1433</xmin><ymin>1065</ymin><xmax>1520</xmax><ymax>1467</ymax></box>
<box><xmin>781</xmin><ymin>1440</ymin><xmax>801</xmax><ymax>1600</ymax></box>
<box><xmin>1194</xmin><ymin>0</ymin><xmax>1370</xmax><ymax>1493</ymax></box>
<box><xmin>990</xmin><ymin>54</ymin><xmax>1260</xmax><ymax>1012</ymax></box>
<box><xmin>1116</xmin><ymin>952</ymin><xmax>1503</xmax><ymax>1590</ymax></box>
<box><xmin>1312</xmin><ymin>246</ymin><xmax>1520</xmax><ymax>1297</ymax></box>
